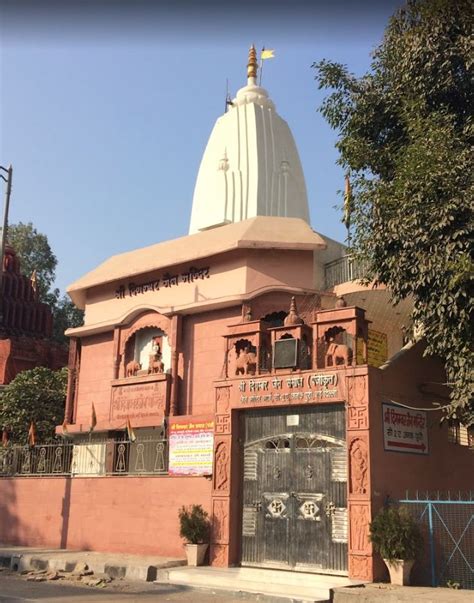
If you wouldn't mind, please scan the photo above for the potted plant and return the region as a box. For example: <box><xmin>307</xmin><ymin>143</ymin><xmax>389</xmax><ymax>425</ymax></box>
<box><xmin>178</xmin><ymin>504</ymin><xmax>210</xmax><ymax>566</ymax></box>
<box><xmin>369</xmin><ymin>504</ymin><xmax>423</xmax><ymax>585</ymax></box>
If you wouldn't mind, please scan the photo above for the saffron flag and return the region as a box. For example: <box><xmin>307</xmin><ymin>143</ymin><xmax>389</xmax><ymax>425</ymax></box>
<box><xmin>28</xmin><ymin>421</ymin><xmax>37</xmax><ymax>447</ymax></box>
<box><xmin>2</xmin><ymin>428</ymin><xmax>9</xmax><ymax>448</ymax></box>
<box><xmin>126</xmin><ymin>417</ymin><xmax>136</xmax><ymax>443</ymax></box>
<box><xmin>261</xmin><ymin>48</ymin><xmax>275</xmax><ymax>60</ymax></box>
<box><xmin>90</xmin><ymin>403</ymin><xmax>97</xmax><ymax>432</ymax></box>
<box><xmin>62</xmin><ymin>418</ymin><xmax>69</xmax><ymax>436</ymax></box>
<box><xmin>344</xmin><ymin>174</ymin><xmax>352</xmax><ymax>229</ymax></box>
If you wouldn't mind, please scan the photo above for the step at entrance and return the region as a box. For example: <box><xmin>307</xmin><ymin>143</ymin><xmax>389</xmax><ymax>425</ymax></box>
<box><xmin>157</xmin><ymin>566</ymin><xmax>362</xmax><ymax>602</ymax></box>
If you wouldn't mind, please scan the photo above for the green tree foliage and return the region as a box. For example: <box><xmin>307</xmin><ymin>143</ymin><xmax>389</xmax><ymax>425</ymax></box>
<box><xmin>8</xmin><ymin>222</ymin><xmax>57</xmax><ymax>298</ymax></box>
<box><xmin>51</xmin><ymin>294</ymin><xmax>84</xmax><ymax>343</ymax></box>
<box><xmin>313</xmin><ymin>0</ymin><xmax>473</xmax><ymax>424</ymax></box>
<box><xmin>0</xmin><ymin>367</ymin><xmax>67</xmax><ymax>443</ymax></box>
<box><xmin>7</xmin><ymin>221</ymin><xmax>84</xmax><ymax>344</ymax></box>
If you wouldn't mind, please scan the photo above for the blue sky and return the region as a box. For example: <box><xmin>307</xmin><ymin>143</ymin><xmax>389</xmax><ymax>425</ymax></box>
<box><xmin>0</xmin><ymin>1</ymin><xmax>401</xmax><ymax>294</ymax></box>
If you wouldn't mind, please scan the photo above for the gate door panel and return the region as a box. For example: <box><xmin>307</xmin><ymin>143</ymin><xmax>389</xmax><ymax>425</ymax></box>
<box><xmin>241</xmin><ymin>405</ymin><xmax>347</xmax><ymax>573</ymax></box>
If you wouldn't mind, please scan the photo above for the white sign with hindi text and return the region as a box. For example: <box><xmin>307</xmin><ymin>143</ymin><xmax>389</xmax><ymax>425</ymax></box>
<box><xmin>383</xmin><ymin>403</ymin><xmax>428</xmax><ymax>455</ymax></box>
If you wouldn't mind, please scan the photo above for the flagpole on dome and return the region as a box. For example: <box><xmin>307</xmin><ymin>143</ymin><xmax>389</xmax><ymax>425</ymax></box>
<box><xmin>259</xmin><ymin>47</ymin><xmax>275</xmax><ymax>87</ymax></box>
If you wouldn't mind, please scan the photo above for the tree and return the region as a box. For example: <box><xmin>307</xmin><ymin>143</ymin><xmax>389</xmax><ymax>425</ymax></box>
<box><xmin>313</xmin><ymin>0</ymin><xmax>473</xmax><ymax>424</ymax></box>
<box><xmin>6</xmin><ymin>221</ymin><xmax>84</xmax><ymax>343</ymax></box>
<box><xmin>51</xmin><ymin>293</ymin><xmax>84</xmax><ymax>343</ymax></box>
<box><xmin>7</xmin><ymin>222</ymin><xmax>57</xmax><ymax>299</ymax></box>
<box><xmin>0</xmin><ymin>367</ymin><xmax>67</xmax><ymax>443</ymax></box>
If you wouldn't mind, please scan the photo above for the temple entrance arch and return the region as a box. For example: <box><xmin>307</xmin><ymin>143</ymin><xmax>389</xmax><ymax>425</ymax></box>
<box><xmin>241</xmin><ymin>404</ymin><xmax>348</xmax><ymax>574</ymax></box>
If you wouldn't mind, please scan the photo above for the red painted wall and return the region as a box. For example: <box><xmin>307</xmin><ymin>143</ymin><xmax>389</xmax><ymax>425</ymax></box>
<box><xmin>0</xmin><ymin>475</ymin><xmax>211</xmax><ymax>557</ymax></box>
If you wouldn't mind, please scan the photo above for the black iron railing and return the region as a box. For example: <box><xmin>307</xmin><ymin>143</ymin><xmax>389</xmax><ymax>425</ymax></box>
<box><xmin>324</xmin><ymin>255</ymin><xmax>369</xmax><ymax>289</ymax></box>
<box><xmin>0</xmin><ymin>435</ymin><xmax>168</xmax><ymax>478</ymax></box>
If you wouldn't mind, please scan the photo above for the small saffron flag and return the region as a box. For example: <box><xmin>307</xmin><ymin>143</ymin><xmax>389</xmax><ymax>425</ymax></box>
<box><xmin>261</xmin><ymin>48</ymin><xmax>275</xmax><ymax>60</ymax></box>
<box><xmin>126</xmin><ymin>417</ymin><xmax>136</xmax><ymax>443</ymax></box>
<box><xmin>28</xmin><ymin>421</ymin><xmax>37</xmax><ymax>447</ymax></box>
<box><xmin>344</xmin><ymin>174</ymin><xmax>352</xmax><ymax>230</ymax></box>
<box><xmin>2</xmin><ymin>428</ymin><xmax>9</xmax><ymax>448</ymax></box>
<box><xmin>62</xmin><ymin>418</ymin><xmax>69</xmax><ymax>436</ymax></box>
<box><xmin>90</xmin><ymin>403</ymin><xmax>97</xmax><ymax>433</ymax></box>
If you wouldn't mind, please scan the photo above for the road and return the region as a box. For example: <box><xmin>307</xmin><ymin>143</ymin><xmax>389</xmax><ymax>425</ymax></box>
<box><xmin>0</xmin><ymin>570</ymin><xmax>256</xmax><ymax>603</ymax></box>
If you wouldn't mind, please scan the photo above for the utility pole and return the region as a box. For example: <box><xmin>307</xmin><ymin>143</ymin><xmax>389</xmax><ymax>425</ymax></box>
<box><xmin>0</xmin><ymin>164</ymin><xmax>13</xmax><ymax>319</ymax></box>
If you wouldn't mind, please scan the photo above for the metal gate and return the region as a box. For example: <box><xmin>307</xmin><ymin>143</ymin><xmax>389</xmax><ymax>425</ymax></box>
<box><xmin>400</xmin><ymin>491</ymin><xmax>474</xmax><ymax>589</ymax></box>
<box><xmin>241</xmin><ymin>404</ymin><xmax>347</xmax><ymax>574</ymax></box>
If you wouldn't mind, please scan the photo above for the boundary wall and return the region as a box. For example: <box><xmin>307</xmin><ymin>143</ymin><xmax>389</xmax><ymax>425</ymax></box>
<box><xmin>0</xmin><ymin>475</ymin><xmax>211</xmax><ymax>557</ymax></box>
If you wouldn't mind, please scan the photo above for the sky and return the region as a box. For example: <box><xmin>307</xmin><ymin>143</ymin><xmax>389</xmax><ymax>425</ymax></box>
<box><xmin>0</xmin><ymin>0</ymin><xmax>402</xmax><ymax>295</ymax></box>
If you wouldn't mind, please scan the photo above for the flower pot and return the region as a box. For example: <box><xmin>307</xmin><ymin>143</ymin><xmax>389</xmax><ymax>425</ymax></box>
<box><xmin>384</xmin><ymin>559</ymin><xmax>415</xmax><ymax>585</ymax></box>
<box><xmin>185</xmin><ymin>543</ymin><xmax>208</xmax><ymax>566</ymax></box>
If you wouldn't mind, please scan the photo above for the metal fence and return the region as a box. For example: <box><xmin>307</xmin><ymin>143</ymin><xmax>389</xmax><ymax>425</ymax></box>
<box><xmin>0</xmin><ymin>434</ymin><xmax>168</xmax><ymax>478</ymax></box>
<box><xmin>324</xmin><ymin>255</ymin><xmax>369</xmax><ymax>289</ymax></box>
<box><xmin>400</xmin><ymin>491</ymin><xmax>474</xmax><ymax>589</ymax></box>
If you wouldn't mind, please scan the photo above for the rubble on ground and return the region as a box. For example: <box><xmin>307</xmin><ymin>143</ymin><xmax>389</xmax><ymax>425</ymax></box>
<box><xmin>20</xmin><ymin>562</ymin><xmax>114</xmax><ymax>588</ymax></box>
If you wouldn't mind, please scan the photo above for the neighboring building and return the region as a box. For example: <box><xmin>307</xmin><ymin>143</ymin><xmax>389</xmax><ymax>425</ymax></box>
<box><xmin>0</xmin><ymin>48</ymin><xmax>471</xmax><ymax>583</ymax></box>
<box><xmin>0</xmin><ymin>244</ymin><xmax>67</xmax><ymax>385</ymax></box>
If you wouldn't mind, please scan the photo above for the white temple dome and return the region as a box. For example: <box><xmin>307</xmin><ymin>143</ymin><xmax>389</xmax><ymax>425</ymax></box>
<box><xmin>189</xmin><ymin>46</ymin><xmax>310</xmax><ymax>234</ymax></box>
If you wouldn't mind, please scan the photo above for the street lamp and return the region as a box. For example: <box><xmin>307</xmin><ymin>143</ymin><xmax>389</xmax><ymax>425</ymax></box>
<box><xmin>0</xmin><ymin>164</ymin><xmax>13</xmax><ymax>313</ymax></box>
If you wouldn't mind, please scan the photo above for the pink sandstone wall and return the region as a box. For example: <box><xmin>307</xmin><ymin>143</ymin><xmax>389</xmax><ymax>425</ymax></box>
<box><xmin>75</xmin><ymin>332</ymin><xmax>115</xmax><ymax>427</ymax></box>
<box><xmin>0</xmin><ymin>475</ymin><xmax>211</xmax><ymax>556</ymax></box>
<box><xmin>245</xmin><ymin>249</ymin><xmax>314</xmax><ymax>293</ymax></box>
<box><xmin>369</xmin><ymin>345</ymin><xmax>474</xmax><ymax>506</ymax></box>
<box><xmin>181</xmin><ymin>306</ymin><xmax>241</xmax><ymax>416</ymax></box>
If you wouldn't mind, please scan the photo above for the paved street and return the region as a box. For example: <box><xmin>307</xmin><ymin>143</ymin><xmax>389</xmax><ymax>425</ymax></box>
<box><xmin>0</xmin><ymin>570</ymin><xmax>256</xmax><ymax>603</ymax></box>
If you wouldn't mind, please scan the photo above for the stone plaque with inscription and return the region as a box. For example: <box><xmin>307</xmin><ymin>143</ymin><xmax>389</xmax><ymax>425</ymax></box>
<box><xmin>110</xmin><ymin>376</ymin><xmax>169</xmax><ymax>423</ymax></box>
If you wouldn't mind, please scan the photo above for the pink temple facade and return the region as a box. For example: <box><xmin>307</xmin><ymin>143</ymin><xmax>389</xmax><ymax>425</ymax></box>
<box><xmin>0</xmin><ymin>218</ymin><xmax>472</xmax><ymax>582</ymax></box>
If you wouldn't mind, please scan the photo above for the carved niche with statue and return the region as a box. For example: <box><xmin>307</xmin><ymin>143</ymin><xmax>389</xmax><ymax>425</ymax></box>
<box><xmin>313</xmin><ymin>300</ymin><xmax>369</xmax><ymax>370</ymax></box>
<box><xmin>114</xmin><ymin>311</ymin><xmax>172</xmax><ymax>380</ymax></box>
<box><xmin>223</xmin><ymin>303</ymin><xmax>271</xmax><ymax>378</ymax></box>
<box><xmin>124</xmin><ymin>329</ymin><xmax>168</xmax><ymax>378</ymax></box>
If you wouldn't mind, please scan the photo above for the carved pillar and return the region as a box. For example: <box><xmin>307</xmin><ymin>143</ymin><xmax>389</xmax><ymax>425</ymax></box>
<box><xmin>169</xmin><ymin>314</ymin><xmax>182</xmax><ymax>416</ymax></box>
<box><xmin>346</xmin><ymin>372</ymin><xmax>373</xmax><ymax>581</ymax></box>
<box><xmin>112</xmin><ymin>327</ymin><xmax>121</xmax><ymax>380</ymax></box>
<box><xmin>65</xmin><ymin>337</ymin><xmax>78</xmax><ymax>424</ymax></box>
<box><xmin>210</xmin><ymin>385</ymin><xmax>234</xmax><ymax>567</ymax></box>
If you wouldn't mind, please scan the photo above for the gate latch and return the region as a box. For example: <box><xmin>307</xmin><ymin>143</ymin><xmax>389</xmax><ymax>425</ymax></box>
<box><xmin>252</xmin><ymin>501</ymin><xmax>262</xmax><ymax>511</ymax></box>
<box><xmin>325</xmin><ymin>501</ymin><xmax>336</xmax><ymax>518</ymax></box>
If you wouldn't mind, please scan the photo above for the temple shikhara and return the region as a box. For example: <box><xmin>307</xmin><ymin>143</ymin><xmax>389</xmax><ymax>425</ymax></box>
<box><xmin>0</xmin><ymin>245</ymin><xmax>66</xmax><ymax>385</ymax></box>
<box><xmin>1</xmin><ymin>47</ymin><xmax>472</xmax><ymax>585</ymax></box>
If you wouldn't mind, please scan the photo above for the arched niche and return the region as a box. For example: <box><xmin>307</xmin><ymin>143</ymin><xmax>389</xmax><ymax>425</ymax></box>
<box><xmin>261</xmin><ymin>311</ymin><xmax>288</xmax><ymax>328</ymax></box>
<box><xmin>233</xmin><ymin>338</ymin><xmax>257</xmax><ymax>377</ymax></box>
<box><xmin>124</xmin><ymin>326</ymin><xmax>171</xmax><ymax>375</ymax></box>
<box><xmin>322</xmin><ymin>326</ymin><xmax>353</xmax><ymax>368</ymax></box>
<box><xmin>119</xmin><ymin>310</ymin><xmax>172</xmax><ymax>377</ymax></box>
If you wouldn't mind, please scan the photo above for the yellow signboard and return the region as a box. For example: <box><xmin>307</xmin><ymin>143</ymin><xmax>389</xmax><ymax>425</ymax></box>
<box><xmin>356</xmin><ymin>329</ymin><xmax>388</xmax><ymax>367</ymax></box>
<box><xmin>367</xmin><ymin>330</ymin><xmax>388</xmax><ymax>367</ymax></box>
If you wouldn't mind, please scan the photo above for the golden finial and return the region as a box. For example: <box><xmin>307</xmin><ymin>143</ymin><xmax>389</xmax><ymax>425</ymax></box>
<box><xmin>284</xmin><ymin>296</ymin><xmax>304</xmax><ymax>326</ymax></box>
<box><xmin>247</xmin><ymin>44</ymin><xmax>258</xmax><ymax>82</ymax></box>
